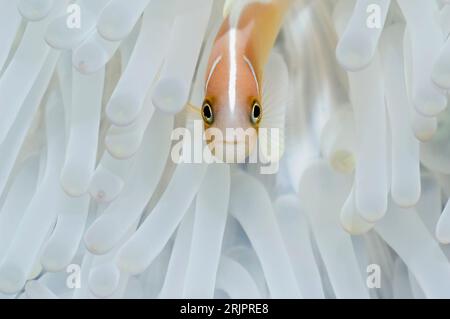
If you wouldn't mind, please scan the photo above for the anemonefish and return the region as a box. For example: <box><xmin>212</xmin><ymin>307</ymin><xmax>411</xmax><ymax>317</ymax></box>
<box><xmin>189</xmin><ymin>0</ymin><xmax>291</xmax><ymax>163</ymax></box>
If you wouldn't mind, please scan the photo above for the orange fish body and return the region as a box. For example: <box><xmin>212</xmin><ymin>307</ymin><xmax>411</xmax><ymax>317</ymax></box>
<box><xmin>201</xmin><ymin>0</ymin><xmax>291</xmax><ymax>159</ymax></box>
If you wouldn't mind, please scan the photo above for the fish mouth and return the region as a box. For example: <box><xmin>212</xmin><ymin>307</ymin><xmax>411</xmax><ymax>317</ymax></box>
<box><xmin>218</xmin><ymin>140</ymin><xmax>244</xmax><ymax>145</ymax></box>
<box><xmin>206</xmin><ymin>139</ymin><xmax>257</xmax><ymax>163</ymax></box>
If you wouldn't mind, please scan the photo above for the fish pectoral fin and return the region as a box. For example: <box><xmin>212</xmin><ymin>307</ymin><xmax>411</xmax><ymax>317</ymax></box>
<box><xmin>258</xmin><ymin>127</ymin><xmax>285</xmax><ymax>163</ymax></box>
<box><xmin>184</xmin><ymin>102</ymin><xmax>203</xmax><ymax>132</ymax></box>
<box><xmin>259</xmin><ymin>51</ymin><xmax>289</xmax><ymax>162</ymax></box>
<box><xmin>185</xmin><ymin>102</ymin><xmax>201</xmax><ymax>115</ymax></box>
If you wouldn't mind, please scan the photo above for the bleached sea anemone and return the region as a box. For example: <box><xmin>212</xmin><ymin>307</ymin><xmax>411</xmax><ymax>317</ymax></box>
<box><xmin>1</xmin><ymin>0</ymin><xmax>450</xmax><ymax>299</ymax></box>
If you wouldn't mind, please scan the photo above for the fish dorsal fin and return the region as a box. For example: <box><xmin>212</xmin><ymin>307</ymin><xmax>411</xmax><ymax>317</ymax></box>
<box><xmin>224</xmin><ymin>0</ymin><xmax>273</xmax><ymax>23</ymax></box>
<box><xmin>259</xmin><ymin>51</ymin><xmax>289</xmax><ymax>163</ymax></box>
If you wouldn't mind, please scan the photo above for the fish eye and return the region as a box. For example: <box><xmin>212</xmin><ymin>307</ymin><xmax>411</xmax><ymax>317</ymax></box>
<box><xmin>202</xmin><ymin>101</ymin><xmax>214</xmax><ymax>125</ymax></box>
<box><xmin>251</xmin><ymin>101</ymin><xmax>262</xmax><ymax>124</ymax></box>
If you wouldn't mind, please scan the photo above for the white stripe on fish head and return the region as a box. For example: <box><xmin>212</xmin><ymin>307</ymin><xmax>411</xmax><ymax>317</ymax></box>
<box><xmin>228</xmin><ymin>28</ymin><xmax>238</xmax><ymax>115</ymax></box>
<box><xmin>205</xmin><ymin>55</ymin><xmax>222</xmax><ymax>92</ymax></box>
<box><xmin>244</xmin><ymin>55</ymin><xmax>260</xmax><ymax>95</ymax></box>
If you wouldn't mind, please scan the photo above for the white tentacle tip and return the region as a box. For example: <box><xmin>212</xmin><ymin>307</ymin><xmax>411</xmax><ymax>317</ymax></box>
<box><xmin>0</xmin><ymin>265</ymin><xmax>26</xmax><ymax>294</ymax></box>
<box><xmin>336</xmin><ymin>41</ymin><xmax>372</xmax><ymax>72</ymax></box>
<box><xmin>436</xmin><ymin>202</ymin><xmax>450</xmax><ymax>244</ymax></box>
<box><xmin>60</xmin><ymin>167</ymin><xmax>91</xmax><ymax>197</ymax></box>
<box><xmin>355</xmin><ymin>197</ymin><xmax>388</xmax><ymax>223</ymax></box>
<box><xmin>413</xmin><ymin>91</ymin><xmax>447</xmax><ymax>117</ymax></box>
<box><xmin>18</xmin><ymin>0</ymin><xmax>54</xmax><ymax>21</ymax></box>
<box><xmin>340</xmin><ymin>191</ymin><xmax>375</xmax><ymax>235</ymax></box>
<box><xmin>84</xmin><ymin>226</ymin><xmax>115</xmax><ymax>256</ymax></box>
<box><xmin>431</xmin><ymin>68</ymin><xmax>450</xmax><ymax>90</ymax></box>
<box><xmin>436</xmin><ymin>223</ymin><xmax>450</xmax><ymax>245</ymax></box>
<box><xmin>89</xmin><ymin>166</ymin><xmax>124</xmax><ymax>203</ymax></box>
<box><xmin>413</xmin><ymin>119</ymin><xmax>437</xmax><ymax>142</ymax></box>
<box><xmin>105</xmin><ymin>132</ymin><xmax>142</xmax><ymax>159</ymax></box>
<box><xmin>330</xmin><ymin>151</ymin><xmax>356</xmax><ymax>174</ymax></box>
<box><xmin>40</xmin><ymin>250</ymin><xmax>67</xmax><ymax>273</ymax></box>
<box><xmin>106</xmin><ymin>96</ymin><xmax>140</xmax><ymax>127</ymax></box>
<box><xmin>391</xmin><ymin>188</ymin><xmax>421</xmax><ymax>209</ymax></box>
<box><xmin>152</xmin><ymin>78</ymin><xmax>189</xmax><ymax>114</ymax></box>
<box><xmin>116</xmin><ymin>249</ymin><xmax>147</xmax><ymax>276</ymax></box>
<box><xmin>88</xmin><ymin>264</ymin><xmax>121</xmax><ymax>298</ymax></box>
<box><xmin>73</xmin><ymin>43</ymin><xmax>108</xmax><ymax>74</ymax></box>
<box><xmin>339</xmin><ymin>212</ymin><xmax>374</xmax><ymax>235</ymax></box>
<box><xmin>97</xmin><ymin>5</ymin><xmax>136</xmax><ymax>41</ymax></box>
